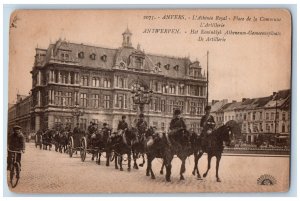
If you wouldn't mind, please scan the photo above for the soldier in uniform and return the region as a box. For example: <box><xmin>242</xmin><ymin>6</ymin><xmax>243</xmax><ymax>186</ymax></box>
<box><xmin>136</xmin><ymin>113</ymin><xmax>148</xmax><ymax>136</ymax></box>
<box><xmin>7</xmin><ymin>125</ymin><xmax>25</xmax><ymax>174</ymax></box>
<box><xmin>167</xmin><ymin>109</ymin><xmax>187</xmax><ymax>145</ymax></box>
<box><xmin>200</xmin><ymin>105</ymin><xmax>216</xmax><ymax>150</ymax></box>
<box><xmin>117</xmin><ymin>115</ymin><xmax>128</xmax><ymax>135</ymax></box>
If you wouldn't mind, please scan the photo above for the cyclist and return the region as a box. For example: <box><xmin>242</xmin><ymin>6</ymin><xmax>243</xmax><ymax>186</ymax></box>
<box><xmin>7</xmin><ymin>125</ymin><xmax>25</xmax><ymax>174</ymax></box>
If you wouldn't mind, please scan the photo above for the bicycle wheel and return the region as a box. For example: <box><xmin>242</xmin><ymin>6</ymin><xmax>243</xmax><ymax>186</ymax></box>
<box><xmin>10</xmin><ymin>163</ymin><xmax>20</xmax><ymax>188</ymax></box>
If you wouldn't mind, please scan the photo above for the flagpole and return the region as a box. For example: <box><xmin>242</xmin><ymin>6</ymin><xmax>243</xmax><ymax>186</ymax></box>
<box><xmin>206</xmin><ymin>51</ymin><xmax>209</xmax><ymax>106</ymax></box>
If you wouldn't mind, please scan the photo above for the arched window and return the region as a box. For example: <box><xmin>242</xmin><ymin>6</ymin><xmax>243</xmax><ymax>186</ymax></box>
<box><xmin>282</xmin><ymin>124</ymin><xmax>285</xmax><ymax>133</ymax></box>
<box><xmin>119</xmin><ymin>78</ymin><xmax>124</xmax><ymax>88</ymax></box>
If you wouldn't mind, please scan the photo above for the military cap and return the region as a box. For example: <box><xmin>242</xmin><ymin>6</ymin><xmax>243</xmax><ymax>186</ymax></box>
<box><xmin>174</xmin><ymin>108</ymin><xmax>181</xmax><ymax>115</ymax></box>
<box><xmin>13</xmin><ymin>125</ymin><xmax>22</xmax><ymax>130</ymax></box>
<box><xmin>205</xmin><ymin>105</ymin><xmax>211</xmax><ymax>111</ymax></box>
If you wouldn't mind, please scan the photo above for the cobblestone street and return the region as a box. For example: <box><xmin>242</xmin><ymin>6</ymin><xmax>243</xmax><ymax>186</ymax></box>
<box><xmin>7</xmin><ymin>143</ymin><xmax>289</xmax><ymax>194</ymax></box>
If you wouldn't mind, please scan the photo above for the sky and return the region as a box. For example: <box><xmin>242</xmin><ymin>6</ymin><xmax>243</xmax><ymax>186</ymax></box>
<box><xmin>8</xmin><ymin>9</ymin><xmax>291</xmax><ymax>104</ymax></box>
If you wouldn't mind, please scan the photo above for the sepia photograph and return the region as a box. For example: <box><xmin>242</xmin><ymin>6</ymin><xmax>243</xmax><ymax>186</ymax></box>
<box><xmin>6</xmin><ymin>8</ymin><xmax>291</xmax><ymax>193</ymax></box>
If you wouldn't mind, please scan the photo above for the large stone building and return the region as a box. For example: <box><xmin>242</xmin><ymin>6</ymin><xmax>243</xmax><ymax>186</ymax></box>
<box><xmin>30</xmin><ymin>28</ymin><xmax>207</xmax><ymax>132</ymax></box>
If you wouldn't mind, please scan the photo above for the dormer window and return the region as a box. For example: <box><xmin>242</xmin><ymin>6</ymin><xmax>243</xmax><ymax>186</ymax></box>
<box><xmin>78</xmin><ymin>52</ymin><xmax>84</xmax><ymax>59</ymax></box>
<box><xmin>164</xmin><ymin>64</ymin><xmax>170</xmax><ymax>70</ymax></box>
<box><xmin>174</xmin><ymin>65</ymin><xmax>179</xmax><ymax>71</ymax></box>
<box><xmin>90</xmin><ymin>53</ymin><xmax>96</xmax><ymax>60</ymax></box>
<box><xmin>101</xmin><ymin>54</ymin><xmax>107</xmax><ymax>62</ymax></box>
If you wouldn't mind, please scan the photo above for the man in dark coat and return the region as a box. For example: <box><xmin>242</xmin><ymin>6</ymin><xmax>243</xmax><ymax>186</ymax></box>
<box><xmin>167</xmin><ymin>109</ymin><xmax>187</xmax><ymax>145</ymax></box>
<box><xmin>200</xmin><ymin>105</ymin><xmax>216</xmax><ymax>149</ymax></box>
<box><xmin>136</xmin><ymin>113</ymin><xmax>148</xmax><ymax>135</ymax></box>
<box><xmin>7</xmin><ymin>125</ymin><xmax>25</xmax><ymax>172</ymax></box>
<box><xmin>117</xmin><ymin>115</ymin><xmax>128</xmax><ymax>135</ymax></box>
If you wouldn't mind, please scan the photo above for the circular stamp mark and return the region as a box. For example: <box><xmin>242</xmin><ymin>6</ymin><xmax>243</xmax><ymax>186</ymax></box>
<box><xmin>257</xmin><ymin>174</ymin><xmax>277</xmax><ymax>186</ymax></box>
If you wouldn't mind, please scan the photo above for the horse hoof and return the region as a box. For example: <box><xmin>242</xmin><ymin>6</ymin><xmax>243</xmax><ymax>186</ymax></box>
<box><xmin>192</xmin><ymin>171</ymin><xmax>195</xmax><ymax>176</ymax></box>
<box><xmin>217</xmin><ymin>178</ymin><xmax>221</xmax><ymax>182</ymax></box>
<box><xmin>166</xmin><ymin>178</ymin><xmax>171</xmax><ymax>182</ymax></box>
<box><xmin>197</xmin><ymin>175</ymin><xmax>202</xmax><ymax>180</ymax></box>
<box><xmin>160</xmin><ymin>170</ymin><xmax>164</xmax><ymax>175</ymax></box>
<box><xmin>180</xmin><ymin>176</ymin><xmax>185</xmax><ymax>180</ymax></box>
<box><xmin>151</xmin><ymin>175</ymin><xmax>156</xmax><ymax>179</ymax></box>
<box><xmin>115</xmin><ymin>167</ymin><xmax>119</xmax><ymax>170</ymax></box>
<box><xmin>106</xmin><ymin>163</ymin><xmax>109</xmax><ymax>167</ymax></box>
<box><xmin>203</xmin><ymin>173</ymin><xmax>207</xmax><ymax>178</ymax></box>
<box><xmin>146</xmin><ymin>172</ymin><xmax>150</xmax><ymax>176</ymax></box>
<box><xmin>127</xmin><ymin>168</ymin><xmax>131</xmax><ymax>172</ymax></box>
<box><xmin>120</xmin><ymin>168</ymin><xmax>123</xmax><ymax>171</ymax></box>
<box><xmin>133</xmin><ymin>165</ymin><xmax>138</xmax><ymax>170</ymax></box>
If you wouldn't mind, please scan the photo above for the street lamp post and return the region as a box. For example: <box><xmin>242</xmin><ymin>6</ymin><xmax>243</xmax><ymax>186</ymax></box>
<box><xmin>71</xmin><ymin>102</ymin><xmax>85</xmax><ymax>126</ymax></box>
<box><xmin>131</xmin><ymin>86</ymin><xmax>153</xmax><ymax>116</ymax></box>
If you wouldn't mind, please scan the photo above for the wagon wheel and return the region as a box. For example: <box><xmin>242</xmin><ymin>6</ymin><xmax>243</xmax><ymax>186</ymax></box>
<box><xmin>68</xmin><ymin>136</ymin><xmax>74</xmax><ymax>158</ymax></box>
<box><xmin>35</xmin><ymin>135</ymin><xmax>38</xmax><ymax>148</ymax></box>
<box><xmin>80</xmin><ymin>137</ymin><xmax>87</xmax><ymax>162</ymax></box>
<box><xmin>40</xmin><ymin>135</ymin><xmax>43</xmax><ymax>150</ymax></box>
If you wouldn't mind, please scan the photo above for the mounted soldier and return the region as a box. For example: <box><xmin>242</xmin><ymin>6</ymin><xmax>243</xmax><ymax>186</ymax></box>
<box><xmin>136</xmin><ymin>113</ymin><xmax>148</xmax><ymax>139</ymax></box>
<box><xmin>117</xmin><ymin>115</ymin><xmax>128</xmax><ymax>136</ymax></box>
<box><xmin>167</xmin><ymin>108</ymin><xmax>187</xmax><ymax>146</ymax></box>
<box><xmin>200</xmin><ymin>105</ymin><xmax>216</xmax><ymax>150</ymax></box>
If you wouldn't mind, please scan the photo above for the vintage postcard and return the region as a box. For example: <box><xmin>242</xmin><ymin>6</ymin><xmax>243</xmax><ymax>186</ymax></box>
<box><xmin>7</xmin><ymin>9</ymin><xmax>291</xmax><ymax>193</ymax></box>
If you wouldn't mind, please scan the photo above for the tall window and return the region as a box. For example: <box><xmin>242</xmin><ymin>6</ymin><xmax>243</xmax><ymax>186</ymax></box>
<box><xmin>80</xmin><ymin>93</ymin><xmax>88</xmax><ymax>107</ymax></box>
<box><xmin>118</xmin><ymin>77</ymin><xmax>125</xmax><ymax>88</ymax></box>
<box><xmin>54</xmin><ymin>91</ymin><xmax>63</xmax><ymax>105</ymax></box>
<box><xmin>190</xmin><ymin>85</ymin><xmax>199</xmax><ymax>96</ymax></box>
<box><xmin>168</xmin><ymin>100</ymin><xmax>175</xmax><ymax>113</ymax></box>
<box><xmin>190</xmin><ymin>102</ymin><xmax>196</xmax><ymax>115</ymax></box>
<box><xmin>81</xmin><ymin>76</ymin><xmax>89</xmax><ymax>86</ymax></box>
<box><xmin>161</xmin><ymin>100</ymin><xmax>166</xmax><ymax>112</ymax></box>
<box><xmin>161</xmin><ymin>122</ymin><xmax>165</xmax><ymax>131</ymax></box>
<box><xmin>282</xmin><ymin>124</ymin><xmax>286</xmax><ymax>133</ymax></box>
<box><xmin>104</xmin><ymin>78</ymin><xmax>111</xmax><ymax>88</ymax></box>
<box><xmin>259</xmin><ymin>112</ymin><xmax>263</xmax><ymax>120</ymax></box>
<box><xmin>179</xmin><ymin>86</ymin><xmax>184</xmax><ymax>95</ymax></box>
<box><xmin>65</xmin><ymin>92</ymin><xmax>72</xmax><ymax>106</ymax></box>
<box><xmin>266</xmin><ymin>113</ymin><xmax>269</xmax><ymax>120</ymax></box>
<box><xmin>194</xmin><ymin>69</ymin><xmax>201</xmax><ymax>78</ymax></box>
<box><xmin>282</xmin><ymin>112</ymin><xmax>286</xmax><ymax>121</ymax></box>
<box><xmin>169</xmin><ymin>85</ymin><xmax>176</xmax><ymax>94</ymax></box>
<box><xmin>104</xmin><ymin>95</ymin><xmax>110</xmax><ymax>109</ymax></box>
<box><xmin>271</xmin><ymin>113</ymin><xmax>275</xmax><ymax>120</ymax></box>
<box><xmin>92</xmin><ymin>77</ymin><xmax>100</xmax><ymax>87</ymax></box>
<box><xmin>80</xmin><ymin>118</ymin><xmax>87</xmax><ymax>130</ymax></box>
<box><xmin>116</xmin><ymin>94</ymin><xmax>124</xmax><ymax>108</ymax></box>
<box><xmin>177</xmin><ymin>101</ymin><xmax>184</xmax><ymax>113</ymax></box>
<box><xmin>91</xmin><ymin>94</ymin><xmax>99</xmax><ymax>108</ymax></box>
<box><xmin>252</xmin><ymin>112</ymin><xmax>256</xmax><ymax>121</ymax></box>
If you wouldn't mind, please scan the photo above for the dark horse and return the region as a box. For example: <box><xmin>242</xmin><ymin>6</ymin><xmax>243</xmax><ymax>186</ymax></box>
<box><xmin>110</xmin><ymin>128</ymin><xmax>137</xmax><ymax>171</ymax></box>
<box><xmin>131</xmin><ymin>127</ymin><xmax>156</xmax><ymax>170</ymax></box>
<box><xmin>191</xmin><ymin>121</ymin><xmax>237</xmax><ymax>182</ymax></box>
<box><xmin>92</xmin><ymin>129</ymin><xmax>112</xmax><ymax>166</ymax></box>
<box><xmin>42</xmin><ymin>129</ymin><xmax>54</xmax><ymax>150</ymax></box>
<box><xmin>145</xmin><ymin>128</ymin><xmax>193</xmax><ymax>182</ymax></box>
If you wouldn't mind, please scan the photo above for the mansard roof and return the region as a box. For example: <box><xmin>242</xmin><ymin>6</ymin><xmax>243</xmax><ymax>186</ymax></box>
<box><xmin>37</xmin><ymin>38</ymin><xmax>202</xmax><ymax>80</ymax></box>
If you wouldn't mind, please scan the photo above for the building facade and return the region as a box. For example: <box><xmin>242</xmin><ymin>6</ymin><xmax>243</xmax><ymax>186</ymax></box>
<box><xmin>30</xmin><ymin>29</ymin><xmax>207</xmax><ymax>132</ymax></box>
<box><xmin>210</xmin><ymin>90</ymin><xmax>290</xmax><ymax>145</ymax></box>
<box><xmin>8</xmin><ymin>94</ymin><xmax>33</xmax><ymax>134</ymax></box>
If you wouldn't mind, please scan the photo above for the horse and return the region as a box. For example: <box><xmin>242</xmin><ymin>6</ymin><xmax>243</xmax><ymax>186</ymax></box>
<box><xmin>109</xmin><ymin>128</ymin><xmax>137</xmax><ymax>171</ymax></box>
<box><xmin>91</xmin><ymin>128</ymin><xmax>112</xmax><ymax>166</ymax></box>
<box><xmin>191</xmin><ymin>121</ymin><xmax>237</xmax><ymax>182</ymax></box>
<box><xmin>145</xmin><ymin>128</ymin><xmax>197</xmax><ymax>182</ymax></box>
<box><xmin>42</xmin><ymin>129</ymin><xmax>54</xmax><ymax>150</ymax></box>
<box><xmin>131</xmin><ymin>127</ymin><xmax>156</xmax><ymax>169</ymax></box>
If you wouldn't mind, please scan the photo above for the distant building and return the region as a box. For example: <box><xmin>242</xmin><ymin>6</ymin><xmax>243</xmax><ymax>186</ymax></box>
<box><xmin>8</xmin><ymin>94</ymin><xmax>33</xmax><ymax>134</ymax></box>
<box><xmin>211</xmin><ymin>89</ymin><xmax>290</xmax><ymax>145</ymax></box>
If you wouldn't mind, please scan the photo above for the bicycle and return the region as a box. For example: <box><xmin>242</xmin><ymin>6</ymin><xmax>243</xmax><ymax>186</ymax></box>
<box><xmin>8</xmin><ymin>150</ymin><xmax>22</xmax><ymax>188</ymax></box>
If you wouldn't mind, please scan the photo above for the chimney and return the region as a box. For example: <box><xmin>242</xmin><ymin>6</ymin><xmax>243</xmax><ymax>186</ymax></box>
<box><xmin>242</xmin><ymin>98</ymin><xmax>247</xmax><ymax>102</ymax></box>
<box><xmin>232</xmin><ymin>100</ymin><xmax>237</xmax><ymax>103</ymax></box>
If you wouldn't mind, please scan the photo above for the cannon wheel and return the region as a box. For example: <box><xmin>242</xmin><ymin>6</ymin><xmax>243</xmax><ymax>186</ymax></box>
<box><xmin>68</xmin><ymin>136</ymin><xmax>74</xmax><ymax>158</ymax></box>
<box><xmin>80</xmin><ymin>137</ymin><xmax>87</xmax><ymax>162</ymax></box>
